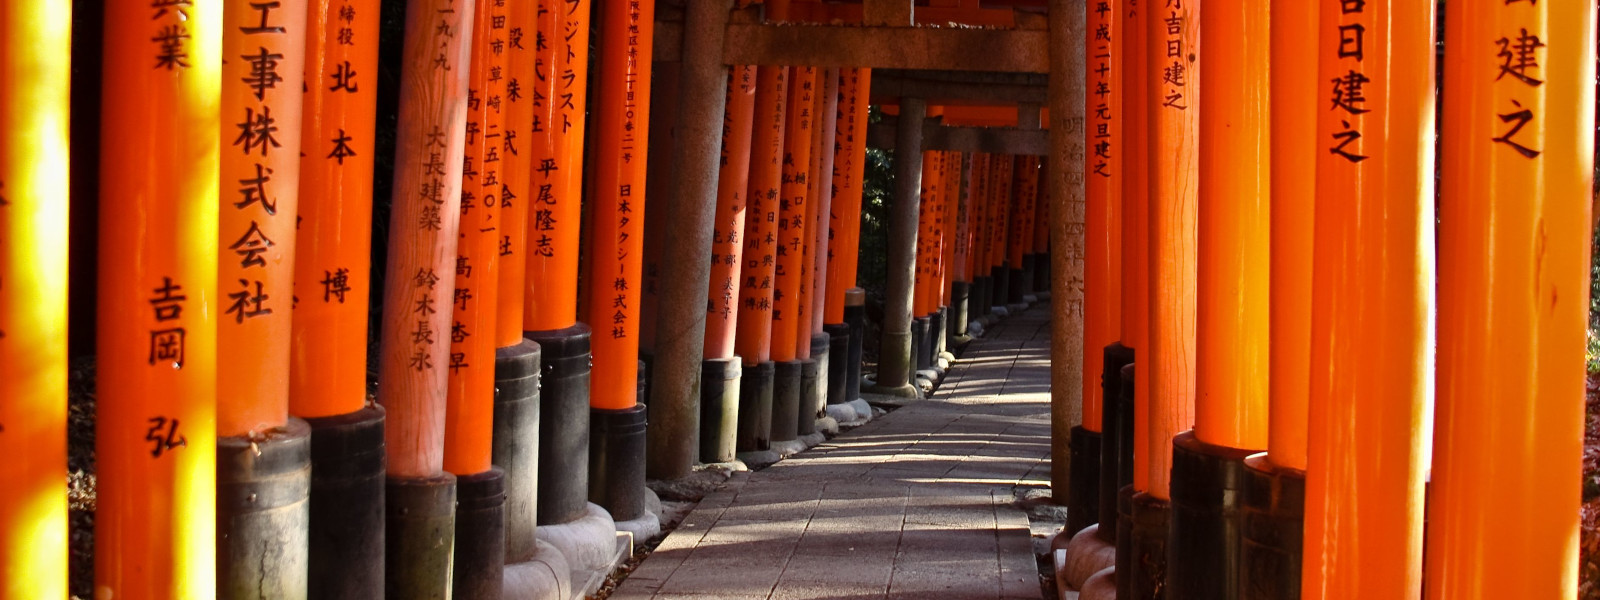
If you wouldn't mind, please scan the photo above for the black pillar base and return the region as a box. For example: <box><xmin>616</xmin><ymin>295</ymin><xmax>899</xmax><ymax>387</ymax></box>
<box><xmin>1018</xmin><ymin>254</ymin><xmax>1038</xmax><ymax>300</ymax></box>
<box><xmin>737</xmin><ymin>360</ymin><xmax>776</xmax><ymax>452</ymax></box>
<box><xmin>972</xmin><ymin>276</ymin><xmax>991</xmax><ymax>318</ymax></box>
<box><xmin>932</xmin><ymin>307</ymin><xmax>947</xmax><ymax>358</ymax></box>
<box><xmin>385</xmin><ymin>473</ymin><xmax>457</xmax><ymax>600</ymax></box>
<box><xmin>1169</xmin><ymin>431</ymin><xmax>1259</xmax><ymax>600</ymax></box>
<box><xmin>1240</xmin><ymin>455</ymin><xmax>1305</xmax><ymax>600</ymax></box>
<box><xmin>1128</xmin><ymin>491</ymin><xmax>1171</xmax><ymax>600</ymax></box>
<box><xmin>526</xmin><ymin>323</ymin><xmax>592</xmax><ymax>526</ymax></box>
<box><xmin>951</xmin><ymin>281</ymin><xmax>970</xmax><ymax>337</ymax></box>
<box><xmin>844</xmin><ymin>296</ymin><xmax>867</xmax><ymax>404</ymax></box>
<box><xmin>771</xmin><ymin>359</ymin><xmax>803</xmax><ymax>444</ymax></box>
<box><xmin>1034</xmin><ymin>251</ymin><xmax>1051</xmax><ymax>292</ymax></box>
<box><xmin>700</xmin><ymin>357</ymin><xmax>741</xmax><ymax>463</ymax></box>
<box><xmin>802</xmin><ymin>334</ymin><xmax>829</xmax><ymax>434</ymax></box>
<box><xmin>1116</xmin><ymin>484</ymin><xmax>1136</xmax><ymax>600</ymax></box>
<box><xmin>1008</xmin><ymin>267</ymin><xmax>1028</xmax><ymax>305</ymax></box>
<box><xmin>921</xmin><ymin>316</ymin><xmax>934</xmax><ymax>374</ymax></box>
<box><xmin>589</xmin><ymin>403</ymin><xmax>648</xmax><ymax>522</ymax></box>
<box><xmin>218</xmin><ymin>419</ymin><xmax>311</xmax><ymax>599</ymax></box>
<box><xmin>305</xmin><ymin>406</ymin><xmax>385</xmax><ymax>600</ymax></box>
<box><xmin>824</xmin><ymin>324</ymin><xmax>850</xmax><ymax>406</ymax></box>
<box><xmin>1115</xmin><ymin>364</ymin><xmax>1138</xmax><ymax>499</ymax></box>
<box><xmin>1098</xmin><ymin>343</ymin><xmax>1135</xmax><ymax>543</ymax></box>
<box><xmin>493</xmin><ymin>340</ymin><xmax>541</xmax><ymax>562</ymax></box>
<box><xmin>452</xmin><ymin>468</ymin><xmax>506</xmax><ymax>600</ymax></box>
<box><xmin>989</xmin><ymin>266</ymin><xmax>1009</xmax><ymax>314</ymax></box>
<box><xmin>1066</xmin><ymin>426</ymin><xmax>1101</xmax><ymax>537</ymax></box>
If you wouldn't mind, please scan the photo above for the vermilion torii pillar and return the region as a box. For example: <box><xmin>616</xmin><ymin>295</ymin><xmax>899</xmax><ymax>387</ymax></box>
<box><xmin>1168</xmin><ymin>1</ymin><xmax>1269</xmax><ymax>597</ymax></box>
<box><xmin>986</xmin><ymin>154</ymin><xmax>1013</xmax><ymax>316</ymax></box>
<box><xmin>1240</xmin><ymin>0</ymin><xmax>1316</xmax><ymax>595</ymax></box>
<box><xmin>1115</xmin><ymin>1</ymin><xmax>1151</xmax><ymax>594</ymax></box>
<box><xmin>734</xmin><ymin>65</ymin><xmax>787</xmax><ymax>461</ymax></box>
<box><xmin>770</xmin><ymin>66</ymin><xmax>816</xmax><ymax>450</ymax></box>
<box><xmin>702</xmin><ymin>65</ymin><xmax>757</xmax><ymax>464</ymax></box>
<box><xmin>293</xmin><ymin>0</ymin><xmax>386</xmax><ymax>594</ymax></box>
<box><xmin>217</xmin><ymin>0</ymin><xmax>311</xmax><ymax>591</ymax></box>
<box><xmin>948</xmin><ymin>152</ymin><xmax>973</xmax><ymax>340</ymax></box>
<box><xmin>375</xmin><ymin>0</ymin><xmax>473</xmax><ymax>593</ymax></box>
<box><xmin>967</xmin><ymin>153</ymin><xmax>991</xmax><ymax>321</ymax></box>
<box><xmin>802</xmin><ymin>67</ymin><xmax>840</xmax><ymax>435</ymax></box>
<box><xmin>96</xmin><ymin>0</ymin><xmax>220</xmax><ymax>594</ymax></box>
<box><xmin>585</xmin><ymin>0</ymin><xmax>657</xmax><ymax>524</ymax></box>
<box><xmin>444</xmin><ymin>1</ymin><xmax>509</xmax><ymax>594</ymax></box>
<box><xmin>1302</xmin><ymin>1</ymin><xmax>1435</xmax><ymax>597</ymax></box>
<box><xmin>824</xmin><ymin>68</ymin><xmax>872</xmax><ymax>409</ymax></box>
<box><xmin>1429</xmin><ymin>3</ymin><xmax>1594</xmax><ymax>598</ymax></box>
<box><xmin>870</xmin><ymin>96</ymin><xmax>926</xmax><ymax>398</ymax></box>
<box><xmin>1006</xmin><ymin>156</ymin><xmax>1038</xmax><ymax>307</ymax></box>
<box><xmin>0</xmin><ymin>2</ymin><xmax>69</xmax><ymax>594</ymax></box>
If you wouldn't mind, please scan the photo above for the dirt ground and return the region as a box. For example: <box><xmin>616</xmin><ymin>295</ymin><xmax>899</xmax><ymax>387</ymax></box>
<box><xmin>1582</xmin><ymin>373</ymin><xmax>1600</xmax><ymax>599</ymax></box>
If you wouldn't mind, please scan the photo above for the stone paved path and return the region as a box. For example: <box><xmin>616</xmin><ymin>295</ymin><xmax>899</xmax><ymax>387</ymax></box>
<box><xmin>613</xmin><ymin>305</ymin><xmax>1054</xmax><ymax>600</ymax></box>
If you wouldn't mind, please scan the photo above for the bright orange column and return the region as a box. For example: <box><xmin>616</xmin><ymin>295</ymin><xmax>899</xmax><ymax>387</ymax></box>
<box><xmin>292</xmin><ymin>0</ymin><xmax>381</xmax><ymax>418</ymax></box>
<box><xmin>1428</xmin><ymin>3</ymin><xmax>1593</xmax><ymax>598</ymax></box>
<box><xmin>585</xmin><ymin>0</ymin><xmax>655</xmax><ymax>410</ymax></box>
<box><xmin>95</xmin><ymin>0</ymin><xmax>221</xmax><ymax>593</ymax></box>
<box><xmin>914</xmin><ymin>150</ymin><xmax>943</xmax><ymax>318</ymax></box>
<box><xmin>824</xmin><ymin>69</ymin><xmax>871</xmax><ymax>324</ymax></box>
<box><xmin>443</xmin><ymin>0</ymin><xmax>507</xmax><ymax>475</ymax></box>
<box><xmin>734</xmin><ymin>66</ymin><xmax>788</xmax><ymax>366</ymax></box>
<box><xmin>376</xmin><ymin>0</ymin><xmax>474</xmax><ymax>479</ymax></box>
<box><xmin>939</xmin><ymin>151</ymin><xmax>961</xmax><ymax>307</ymax></box>
<box><xmin>771</xmin><ymin>66</ymin><xmax>814</xmax><ymax>363</ymax></box>
<box><xmin>1082</xmin><ymin>0</ymin><xmax>1123</xmax><ymax>436</ymax></box>
<box><xmin>794</xmin><ymin>70</ymin><xmax>826</xmax><ymax>356</ymax></box>
<box><xmin>496</xmin><ymin>0</ymin><xmax>539</xmax><ymax>344</ymax></box>
<box><xmin>809</xmin><ymin>68</ymin><xmax>840</xmax><ymax>337</ymax></box>
<box><xmin>1008</xmin><ymin>156</ymin><xmax>1037</xmax><ymax>271</ymax></box>
<box><xmin>988</xmin><ymin>155</ymin><xmax>1013</xmax><ymax>274</ymax></box>
<box><xmin>951</xmin><ymin>153</ymin><xmax>972</xmax><ymax>287</ymax></box>
<box><xmin>1266</xmin><ymin>0</ymin><xmax>1316</xmax><ymax>472</ymax></box>
<box><xmin>218</xmin><ymin>0</ymin><xmax>308</xmax><ymax>437</ymax></box>
<box><xmin>1302</xmin><ymin>0</ymin><xmax>1436</xmax><ymax>597</ymax></box>
<box><xmin>1145</xmin><ymin>0</ymin><xmax>1198</xmax><ymax>500</ymax></box>
<box><xmin>705</xmin><ymin>65</ymin><xmax>758</xmax><ymax>360</ymax></box>
<box><xmin>0</xmin><ymin>1</ymin><xmax>70</xmax><ymax>594</ymax></box>
<box><xmin>1194</xmin><ymin>0</ymin><xmax>1268</xmax><ymax>451</ymax></box>
<box><xmin>523</xmin><ymin>0</ymin><xmax>592</xmax><ymax>331</ymax></box>
<box><xmin>967</xmin><ymin>154</ymin><xmax>989</xmax><ymax>281</ymax></box>
<box><xmin>1122</xmin><ymin>0</ymin><xmax>1152</xmax><ymax>493</ymax></box>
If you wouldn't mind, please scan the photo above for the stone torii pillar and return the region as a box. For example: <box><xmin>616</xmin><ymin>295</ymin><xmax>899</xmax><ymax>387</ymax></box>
<box><xmin>870</xmin><ymin>97</ymin><xmax>926</xmax><ymax>398</ymax></box>
<box><xmin>1046</xmin><ymin>0</ymin><xmax>1087</xmax><ymax>511</ymax></box>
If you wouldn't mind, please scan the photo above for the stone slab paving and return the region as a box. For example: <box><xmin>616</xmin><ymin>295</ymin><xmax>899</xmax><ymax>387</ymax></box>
<box><xmin>613</xmin><ymin>305</ymin><xmax>1054</xmax><ymax>600</ymax></box>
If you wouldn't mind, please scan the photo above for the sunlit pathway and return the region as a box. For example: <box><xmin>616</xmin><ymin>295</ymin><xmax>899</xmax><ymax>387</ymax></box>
<box><xmin>613</xmin><ymin>305</ymin><xmax>1054</xmax><ymax>600</ymax></box>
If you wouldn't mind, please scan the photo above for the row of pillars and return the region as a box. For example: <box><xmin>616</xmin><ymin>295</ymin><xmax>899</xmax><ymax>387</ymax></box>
<box><xmin>1059</xmin><ymin>1</ymin><xmax>1595</xmax><ymax>600</ymax></box>
<box><xmin>0</xmin><ymin>0</ymin><xmax>1063</xmax><ymax>597</ymax></box>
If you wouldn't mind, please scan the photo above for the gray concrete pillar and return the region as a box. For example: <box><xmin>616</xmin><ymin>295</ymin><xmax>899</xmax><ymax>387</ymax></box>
<box><xmin>645</xmin><ymin>0</ymin><xmax>733</xmax><ymax>480</ymax></box>
<box><xmin>871</xmin><ymin>97</ymin><xmax>926</xmax><ymax>398</ymax></box>
<box><xmin>1047</xmin><ymin>0</ymin><xmax>1087</xmax><ymax>501</ymax></box>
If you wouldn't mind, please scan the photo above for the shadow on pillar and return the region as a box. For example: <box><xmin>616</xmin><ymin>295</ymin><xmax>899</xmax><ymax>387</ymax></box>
<box><xmin>305</xmin><ymin>406</ymin><xmax>385</xmax><ymax>599</ymax></box>
<box><xmin>1066</xmin><ymin>425</ymin><xmax>1101</xmax><ymax>537</ymax></box>
<box><xmin>1128</xmin><ymin>491</ymin><xmax>1170</xmax><ymax>600</ymax></box>
<box><xmin>1034</xmin><ymin>251</ymin><xmax>1051</xmax><ymax>293</ymax></box>
<box><xmin>1017</xmin><ymin>254</ymin><xmax>1037</xmax><ymax>300</ymax></box>
<box><xmin>1240</xmin><ymin>455</ymin><xmax>1304</xmax><ymax>600</ymax></box>
<box><xmin>589</xmin><ymin>362</ymin><xmax>649</xmax><ymax>522</ymax></box>
<box><xmin>218</xmin><ymin>419</ymin><xmax>311</xmax><ymax>599</ymax></box>
<box><xmin>452</xmin><ymin>468</ymin><xmax>506</xmax><ymax>600</ymax></box>
<box><xmin>844</xmin><ymin>290</ymin><xmax>867</xmax><ymax>403</ymax></box>
<box><xmin>771</xmin><ymin>360</ymin><xmax>803</xmax><ymax>444</ymax></box>
<box><xmin>950</xmin><ymin>282</ymin><xmax>970</xmax><ymax>337</ymax></box>
<box><xmin>1098</xmin><ymin>344</ymin><xmax>1135</xmax><ymax>543</ymax></box>
<box><xmin>385</xmin><ymin>473</ymin><xmax>457</xmax><ymax>600</ymax></box>
<box><xmin>527</xmin><ymin>323</ymin><xmax>593</xmax><ymax>526</ymax></box>
<box><xmin>802</xmin><ymin>334</ymin><xmax>829</xmax><ymax>434</ymax></box>
<box><xmin>931</xmin><ymin>307</ymin><xmax>947</xmax><ymax>359</ymax></box>
<box><xmin>824</xmin><ymin>324</ymin><xmax>850</xmax><ymax>406</ymax></box>
<box><xmin>972</xmin><ymin>275</ymin><xmax>991</xmax><ymax>320</ymax></box>
<box><xmin>736</xmin><ymin>361</ymin><xmax>776</xmax><ymax>456</ymax></box>
<box><xmin>912</xmin><ymin>316</ymin><xmax>931</xmax><ymax>372</ymax></box>
<box><xmin>493</xmin><ymin>340</ymin><xmax>541</xmax><ymax>563</ymax></box>
<box><xmin>990</xmin><ymin>265</ymin><xmax>1010</xmax><ymax>314</ymax></box>
<box><xmin>700</xmin><ymin>357</ymin><xmax>741</xmax><ymax>463</ymax></box>
<box><xmin>1168</xmin><ymin>432</ymin><xmax>1258</xmax><ymax>600</ymax></box>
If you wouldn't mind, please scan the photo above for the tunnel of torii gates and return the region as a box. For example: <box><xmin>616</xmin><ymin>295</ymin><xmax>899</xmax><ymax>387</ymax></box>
<box><xmin>0</xmin><ymin>0</ymin><xmax>1594</xmax><ymax>598</ymax></box>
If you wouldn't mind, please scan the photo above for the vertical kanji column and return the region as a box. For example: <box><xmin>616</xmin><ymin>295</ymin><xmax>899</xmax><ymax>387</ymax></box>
<box><xmin>96</xmin><ymin>0</ymin><xmax>221</xmax><ymax>595</ymax></box>
<box><xmin>217</xmin><ymin>0</ymin><xmax>311</xmax><ymax>593</ymax></box>
<box><xmin>0</xmin><ymin>2</ymin><xmax>70</xmax><ymax>595</ymax></box>
<box><xmin>293</xmin><ymin>0</ymin><xmax>386</xmax><ymax>594</ymax></box>
<box><xmin>824</xmin><ymin>68</ymin><xmax>872</xmax><ymax>411</ymax></box>
<box><xmin>444</xmin><ymin>0</ymin><xmax>508</xmax><ymax>594</ymax></box>
<box><xmin>523</xmin><ymin>0</ymin><xmax>594</xmax><ymax>529</ymax></box>
<box><xmin>1128</xmin><ymin>0</ymin><xmax>1199</xmax><ymax>595</ymax></box>
<box><xmin>1428</xmin><ymin>2</ymin><xmax>1593</xmax><ymax>598</ymax></box>
<box><xmin>584</xmin><ymin>0</ymin><xmax>655</xmax><ymax>524</ymax></box>
<box><xmin>1240</xmin><ymin>1</ymin><xmax>1316</xmax><ymax>596</ymax></box>
<box><xmin>1167</xmin><ymin>1</ymin><xmax>1267</xmax><ymax>597</ymax></box>
<box><xmin>800</xmin><ymin>68</ymin><xmax>840</xmax><ymax>439</ymax></box>
<box><xmin>1115</xmin><ymin>1</ymin><xmax>1151</xmax><ymax>595</ymax></box>
<box><xmin>375</xmin><ymin>0</ymin><xmax>474</xmax><ymax>593</ymax></box>
<box><xmin>911</xmin><ymin>149</ymin><xmax>941</xmax><ymax>376</ymax></box>
<box><xmin>968</xmin><ymin>153</ymin><xmax>992</xmax><ymax>319</ymax></box>
<box><xmin>1302</xmin><ymin>1</ymin><xmax>1436</xmax><ymax>598</ymax></box>
<box><xmin>734</xmin><ymin>65</ymin><xmax>787</xmax><ymax>462</ymax></box>
<box><xmin>869</xmin><ymin>96</ymin><xmax>926</xmax><ymax>398</ymax></box>
<box><xmin>491</xmin><ymin>0</ymin><xmax>546</xmax><ymax>569</ymax></box>
<box><xmin>770</xmin><ymin>66</ymin><xmax>815</xmax><ymax>451</ymax></box>
<box><xmin>1047</xmin><ymin>0</ymin><xmax>1089</xmax><ymax>554</ymax></box>
<box><xmin>702</xmin><ymin>65</ymin><xmax>757</xmax><ymax>464</ymax></box>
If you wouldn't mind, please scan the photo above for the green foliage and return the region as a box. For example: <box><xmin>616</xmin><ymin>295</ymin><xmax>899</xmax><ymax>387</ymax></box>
<box><xmin>856</xmin><ymin>145</ymin><xmax>894</xmax><ymax>295</ymax></box>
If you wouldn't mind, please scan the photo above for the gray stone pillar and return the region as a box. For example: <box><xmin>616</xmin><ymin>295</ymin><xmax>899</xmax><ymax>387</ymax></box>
<box><xmin>1047</xmin><ymin>0</ymin><xmax>1087</xmax><ymax>500</ymax></box>
<box><xmin>871</xmin><ymin>97</ymin><xmax>926</xmax><ymax>398</ymax></box>
<box><xmin>645</xmin><ymin>0</ymin><xmax>733</xmax><ymax>480</ymax></box>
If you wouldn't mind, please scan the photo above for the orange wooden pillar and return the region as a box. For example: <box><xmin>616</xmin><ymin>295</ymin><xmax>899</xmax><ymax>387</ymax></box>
<box><xmin>1302</xmin><ymin>1</ymin><xmax>1436</xmax><ymax>597</ymax></box>
<box><xmin>1428</xmin><ymin>3</ymin><xmax>1594</xmax><ymax>598</ymax></box>
<box><xmin>522</xmin><ymin>0</ymin><xmax>594</xmax><ymax>529</ymax></box>
<box><xmin>1126</xmin><ymin>0</ymin><xmax>1198</xmax><ymax>595</ymax></box>
<box><xmin>702</xmin><ymin>65</ymin><xmax>758</xmax><ymax>462</ymax></box>
<box><xmin>1006</xmin><ymin>155</ymin><xmax>1038</xmax><ymax>306</ymax></box>
<box><xmin>1239</xmin><ymin>0</ymin><xmax>1317</xmax><ymax>596</ymax></box>
<box><xmin>823</xmin><ymin>68</ymin><xmax>871</xmax><ymax>407</ymax></box>
<box><xmin>374</xmin><ymin>0</ymin><xmax>474</xmax><ymax>592</ymax></box>
<box><xmin>1119</xmin><ymin>0</ymin><xmax>1151</xmax><ymax>525</ymax></box>
<box><xmin>1167</xmin><ymin>0</ymin><xmax>1269</xmax><ymax>596</ymax></box>
<box><xmin>770</xmin><ymin>65</ymin><xmax>814</xmax><ymax>446</ymax></box>
<box><xmin>95</xmin><ymin>0</ymin><xmax>221</xmax><ymax>594</ymax></box>
<box><xmin>911</xmin><ymin>150</ymin><xmax>940</xmax><ymax>374</ymax></box>
<box><xmin>734</xmin><ymin>64</ymin><xmax>787</xmax><ymax>456</ymax></box>
<box><xmin>0</xmin><ymin>2</ymin><xmax>70</xmax><ymax>595</ymax></box>
<box><xmin>583</xmin><ymin>0</ymin><xmax>656</xmax><ymax>522</ymax></box>
<box><xmin>801</xmin><ymin>67</ymin><xmax>840</xmax><ymax>430</ymax></box>
<box><xmin>987</xmin><ymin>154</ymin><xmax>1014</xmax><ymax>311</ymax></box>
<box><xmin>292</xmin><ymin>0</ymin><xmax>387</xmax><ymax>592</ymax></box>
<box><xmin>949</xmin><ymin>152</ymin><xmax>973</xmax><ymax>337</ymax></box>
<box><xmin>968</xmin><ymin>153</ymin><xmax>992</xmax><ymax>317</ymax></box>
